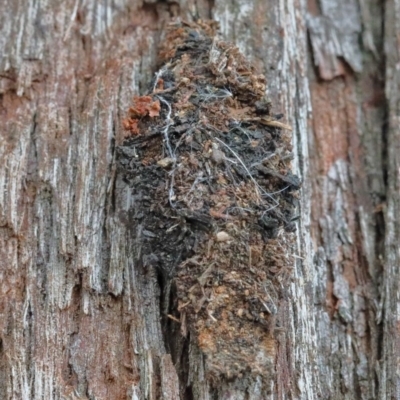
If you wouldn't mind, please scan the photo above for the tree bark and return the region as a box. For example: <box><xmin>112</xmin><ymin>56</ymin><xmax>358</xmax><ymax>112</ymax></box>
<box><xmin>0</xmin><ymin>1</ymin><xmax>398</xmax><ymax>399</ymax></box>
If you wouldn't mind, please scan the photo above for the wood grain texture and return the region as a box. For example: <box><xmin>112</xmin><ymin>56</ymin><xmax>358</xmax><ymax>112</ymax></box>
<box><xmin>0</xmin><ymin>2</ymin><xmax>170</xmax><ymax>399</ymax></box>
<box><xmin>0</xmin><ymin>0</ymin><xmax>397</xmax><ymax>399</ymax></box>
<box><xmin>305</xmin><ymin>0</ymin><xmax>388</xmax><ymax>397</ymax></box>
<box><xmin>381</xmin><ymin>1</ymin><xmax>400</xmax><ymax>398</ymax></box>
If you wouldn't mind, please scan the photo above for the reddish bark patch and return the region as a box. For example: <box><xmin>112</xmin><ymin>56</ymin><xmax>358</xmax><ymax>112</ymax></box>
<box><xmin>310</xmin><ymin>80</ymin><xmax>350</xmax><ymax>175</ymax></box>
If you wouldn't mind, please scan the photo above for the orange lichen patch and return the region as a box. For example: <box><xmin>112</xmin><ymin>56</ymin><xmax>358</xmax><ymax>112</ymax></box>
<box><xmin>129</xmin><ymin>96</ymin><xmax>160</xmax><ymax>118</ymax></box>
<box><xmin>123</xmin><ymin>96</ymin><xmax>161</xmax><ymax>137</ymax></box>
<box><xmin>122</xmin><ymin>118</ymin><xmax>140</xmax><ymax>136</ymax></box>
<box><xmin>118</xmin><ymin>20</ymin><xmax>300</xmax><ymax>384</ymax></box>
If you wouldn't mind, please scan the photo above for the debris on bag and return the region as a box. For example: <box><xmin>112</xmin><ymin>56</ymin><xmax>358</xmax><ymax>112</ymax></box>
<box><xmin>118</xmin><ymin>20</ymin><xmax>300</xmax><ymax>383</ymax></box>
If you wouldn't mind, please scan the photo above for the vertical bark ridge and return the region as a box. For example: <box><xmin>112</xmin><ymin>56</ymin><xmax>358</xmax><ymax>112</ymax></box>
<box><xmin>381</xmin><ymin>0</ymin><xmax>400</xmax><ymax>397</ymax></box>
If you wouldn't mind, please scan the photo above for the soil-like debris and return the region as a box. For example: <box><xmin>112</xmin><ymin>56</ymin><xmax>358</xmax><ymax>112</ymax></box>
<box><xmin>118</xmin><ymin>20</ymin><xmax>300</xmax><ymax>384</ymax></box>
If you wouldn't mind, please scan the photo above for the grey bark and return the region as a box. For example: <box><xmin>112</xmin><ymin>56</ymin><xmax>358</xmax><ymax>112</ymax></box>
<box><xmin>0</xmin><ymin>0</ymin><xmax>398</xmax><ymax>399</ymax></box>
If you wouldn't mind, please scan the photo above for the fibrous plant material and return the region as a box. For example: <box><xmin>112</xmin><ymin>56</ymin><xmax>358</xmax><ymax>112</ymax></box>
<box><xmin>118</xmin><ymin>20</ymin><xmax>300</xmax><ymax>384</ymax></box>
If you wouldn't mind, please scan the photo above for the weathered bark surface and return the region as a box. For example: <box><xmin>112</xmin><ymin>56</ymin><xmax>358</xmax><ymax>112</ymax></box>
<box><xmin>0</xmin><ymin>0</ymin><xmax>398</xmax><ymax>399</ymax></box>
